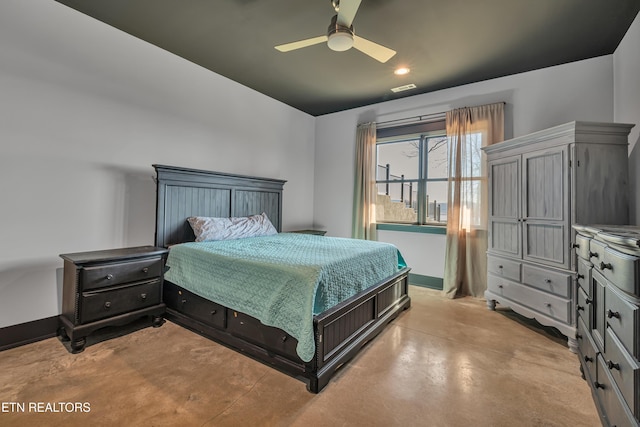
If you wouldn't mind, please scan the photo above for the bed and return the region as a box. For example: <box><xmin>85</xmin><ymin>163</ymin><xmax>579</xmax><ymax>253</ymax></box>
<box><xmin>153</xmin><ymin>164</ymin><xmax>411</xmax><ymax>392</ymax></box>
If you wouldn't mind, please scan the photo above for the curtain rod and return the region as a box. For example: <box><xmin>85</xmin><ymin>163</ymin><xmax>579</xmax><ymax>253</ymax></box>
<box><xmin>376</xmin><ymin>101</ymin><xmax>506</xmax><ymax>128</ymax></box>
<box><xmin>376</xmin><ymin>112</ymin><xmax>445</xmax><ymax>128</ymax></box>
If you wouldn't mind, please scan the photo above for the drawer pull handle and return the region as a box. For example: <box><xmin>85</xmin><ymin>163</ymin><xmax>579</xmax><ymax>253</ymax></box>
<box><xmin>544</xmin><ymin>303</ymin><xmax>551</xmax><ymax>308</ymax></box>
<box><xmin>607</xmin><ymin>310</ymin><xmax>620</xmax><ymax>319</ymax></box>
<box><xmin>181</xmin><ymin>299</ymin><xmax>187</xmax><ymax>305</ymax></box>
<box><xmin>572</xmin><ymin>243</ymin><xmax>580</xmax><ymax>249</ymax></box>
<box><xmin>498</xmin><ymin>265</ymin><xmax>503</xmax><ymax>269</ymax></box>
<box><xmin>577</xmin><ymin>274</ymin><xmax>584</xmax><ymax>280</ymax></box>
<box><xmin>577</xmin><ymin>305</ymin><xmax>584</xmax><ymax>312</ymax></box>
<box><xmin>583</xmin><ymin>355</ymin><xmax>593</xmax><ymax>363</ymax></box>
<box><xmin>593</xmin><ymin>381</ymin><xmax>604</xmax><ymax>389</ymax></box>
<box><xmin>140</xmin><ymin>293</ymin><xmax>147</xmax><ymax>300</ymax></box>
<box><xmin>498</xmin><ymin>285</ymin><xmax>503</xmax><ymax>289</ymax></box>
<box><xmin>599</xmin><ymin>262</ymin><xmax>612</xmax><ymax>271</ymax></box>
<box><xmin>281</xmin><ymin>335</ymin><xmax>288</xmax><ymax>342</ymax></box>
<box><xmin>576</xmin><ymin>333</ymin><xmax>583</xmax><ymax>340</ymax></box>
<box><xmin>589</xmin><ymin>251</ymin><xmax>599</xmax><ymax>259</ymax></box>
<box><xmin>585</xmin><ymin>298</ymin><xmax>592</xmax><ymax>305</ymax></box>
<box><xmin>210</xmin><ymin>310</ymin><xmax>217</xmax><ymax>316</ymax></box>
<box><xmin>106</xmin><ymin>274</ymin><xmax>114</xmax><ymax>280</ymax></box>
<box><xmin>606</xmin><ymin>360</ymin><xmax>620</xmax><ymax>371</ymax></box>
<box><xmin>544</xmin><ymin>279</ymin><xmax>551</xmax><ymax>284</ymax></box>
<box><xmin>104</xmin><ymin>301</ymin><xmax>111</xmax><ymax>310</ymax></box>
<box><xmin>142</xmin><ymin>267</ymin><xmax>149</xmax><ymax>273</ymax></box>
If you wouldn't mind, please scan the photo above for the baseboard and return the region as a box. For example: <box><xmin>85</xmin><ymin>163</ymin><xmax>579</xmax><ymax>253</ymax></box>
<box><xmin>0</xmin><ymin>316</ymin><xmax>59</xmax><ymax>352</ymax></box>
<box><xmin>409</xmin><ymin>273</ymin><xmax>443</xmax><ymax>290</ymax></box>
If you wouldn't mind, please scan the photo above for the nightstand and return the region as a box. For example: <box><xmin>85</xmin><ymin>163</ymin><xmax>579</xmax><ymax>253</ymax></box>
<box><xmin>58</xmin><ymin>246</ymin><xmax>168</xmax><ymax>353</ymax></box>
<box><xmin>290</xmin><ymin>229</ymin><xmax>327</xmax><ymax>236</ymax></box>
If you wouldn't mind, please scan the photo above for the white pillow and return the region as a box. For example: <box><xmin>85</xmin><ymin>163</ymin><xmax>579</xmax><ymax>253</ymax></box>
<box><xmin>188</xmin><ymin>212</ymin><xmax>278</xmax><ymax>242</ymax></box>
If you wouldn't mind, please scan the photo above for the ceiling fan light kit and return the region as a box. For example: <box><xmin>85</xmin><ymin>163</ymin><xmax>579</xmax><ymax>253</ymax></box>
<box><xmin>327</xmin><ymin>17</ymin><xmax>354</xmax><ymax>51</ymax></box>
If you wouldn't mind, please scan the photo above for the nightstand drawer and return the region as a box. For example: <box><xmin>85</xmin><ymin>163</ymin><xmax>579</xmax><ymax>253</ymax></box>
<box><xmin>81</xmin><ymin>257</ymin><xmax>163</xmax><ymax>291</ymax></box>
<box><xmin>80</xmin><ymin>279</ymin><xmax>162</xmax><ymax>323</ymax></box>
<box><xmin>598</xmin><ymin>247</ymin><xmax>640</xmax><ymax>297</ymax></box>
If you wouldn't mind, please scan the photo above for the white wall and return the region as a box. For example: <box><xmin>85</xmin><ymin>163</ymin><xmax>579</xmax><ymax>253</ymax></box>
<box><xmin>614</xmin><ymin>12</ymin><xmax>640</xmax><ymax>224</ymax></box>
<box><xmin>0</xmin><ymin>1</ymin><xmax>316</xmax><ymax>328</ymax></box>
<box><xmin>314</xmin><ymin>56</ymin><xmax>615</xmax><ymax>277</ymax></box>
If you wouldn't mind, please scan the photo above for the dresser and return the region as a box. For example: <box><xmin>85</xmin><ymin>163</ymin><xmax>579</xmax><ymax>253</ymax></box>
<box><xmin>59</xmin><ymin>246</ymin><xmax>169</xmax><ymax>352</ymax></box>
<box><xmin>483</xmin><ymin>121</ymin><xmax>634</xmax><ymax>352</ymax></box>
<box><xmin>573</xmin><ymin>225</ymin><xmax>639</xmax><ymax>427</ymax></box>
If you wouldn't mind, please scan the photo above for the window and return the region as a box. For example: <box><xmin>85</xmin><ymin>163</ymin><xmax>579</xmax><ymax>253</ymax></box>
<box><xmin>375</xmin><ymin>125</ymin><xmax>448</xmax><ymax>225</ymax></box>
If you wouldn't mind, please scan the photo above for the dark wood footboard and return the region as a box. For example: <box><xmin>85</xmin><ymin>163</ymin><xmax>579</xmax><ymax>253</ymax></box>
<box><xmin>163</xmin><ymin>267</ymin><xmax>410</xmax><ymax>392</ymax></box>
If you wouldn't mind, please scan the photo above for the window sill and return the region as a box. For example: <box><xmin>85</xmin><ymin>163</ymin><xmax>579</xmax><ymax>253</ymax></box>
<box><xmin>376</xmin><ymin>223</ymin><xmax>446</xmax><ymax>235</ymax></box>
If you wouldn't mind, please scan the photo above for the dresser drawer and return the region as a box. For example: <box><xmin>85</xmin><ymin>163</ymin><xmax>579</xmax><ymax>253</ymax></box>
<box><xmin>604</xmin><ymin>327</ymin><xmax>640</xmax><ymax>417</ymax></box>
<box><xmin>487</xmin><ymin>275</ymin><xmax>571</xmax><ymax>323</ymax></box>
<box><xmin>577</xmin><ymin>286</ymin><xmax>593</xmax><ymax>328</ymax></box>
<box><xmin>576</xmin><ymin>257</ymin><xmax>592</xmax><ymax>299</ymax></box>
<box><xmin>487</xmin><ymin>256</ymin><xmax>521</xmax><ymax>282</ymax></box>
<box><xmin>598</xmin><ymin>247</ymin><xmax>640</xmax><ymax>297</ymax></box>
<box><xmin>605</xmin><ymin>284</ymin><xmax>639</xmax><ymax>358</ymax></box>
<box><xmin>80</xmin><ymin>279</ymin><xmax>162</xmax><ymax>323</ymax></box>
<box><xmin>589</xmin><ymin>239</ymin><xmax>606</xmax><ymax>265</ymax></box>
<box><xmin>574</xmin><ymin>234</ymin><xmax>592</xmax><ymax>261</ymax></box>
<box><xmin>595</xmin><ymin>356</ymin><xmax>638</xmax><ymax>427</ymax></box>
<box><xmin>81</xmin><ymin>257</ymin><xmax>164</xmax><ymax>291</ymax></box>
<box><xmin>577</xmin><ymin>316</ymin><xmax>598</xmax><ymax>383</ymax></box>
<box><xmin>522</xmin><ymin>264</ymin><xmax>572</xmax><ymax>298</ymax></box>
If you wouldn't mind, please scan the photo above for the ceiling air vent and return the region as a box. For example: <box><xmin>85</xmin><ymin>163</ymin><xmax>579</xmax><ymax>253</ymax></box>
<box><xmin>391</xmin><ymin>83</ymin><xmax>417</xmax><ymax>93</ymax></box>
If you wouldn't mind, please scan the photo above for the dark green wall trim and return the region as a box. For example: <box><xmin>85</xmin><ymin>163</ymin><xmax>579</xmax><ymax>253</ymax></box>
<box><xmin>0</xmin><ymin>316</ymin><xmax>58</xmax><ymax>352</ymax></box>
<box><xmin>409</xmin><ymin>273</ymin><xmax>444</xmax><ymax>290</ymax></box>
<box><xmin>377</xmin><ymin>223</ymin><xmax>446</xmax><ymax>235</ymax></box>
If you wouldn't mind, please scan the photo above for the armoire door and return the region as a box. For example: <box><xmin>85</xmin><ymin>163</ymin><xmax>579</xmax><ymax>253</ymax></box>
<box><xmin>487</xmin><ymin>155</ymin><xmax>521</xmax><ymax>258</ymax></box>
<box><xmin>521</xmin><ymin>146</ymin><xmax>570</xmax><ymax>268</ymax></box>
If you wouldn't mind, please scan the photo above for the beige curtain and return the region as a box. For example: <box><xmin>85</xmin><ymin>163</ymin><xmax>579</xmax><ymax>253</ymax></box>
<box><xmin>443</xmin><ymin>103</ymin><xmax>504</xmax><ymax>298</ymax></box>
<box><xmin>352</xmin><ymin>122</ymin><xmax>377</xmax><ymax>240</ymax></box>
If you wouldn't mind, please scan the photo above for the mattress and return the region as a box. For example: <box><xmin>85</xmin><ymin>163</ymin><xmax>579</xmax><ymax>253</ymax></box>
<box><xmin>164</xmin><ymin>233</ymin><xmax>406</xmax><ymax>362</ymax></box>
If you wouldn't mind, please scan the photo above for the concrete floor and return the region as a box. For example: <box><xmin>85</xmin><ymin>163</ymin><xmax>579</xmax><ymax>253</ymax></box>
<box><xmin>0</xmin><ymin>286</ymin><xmax>600</xmax><ymax>426</ymax></box>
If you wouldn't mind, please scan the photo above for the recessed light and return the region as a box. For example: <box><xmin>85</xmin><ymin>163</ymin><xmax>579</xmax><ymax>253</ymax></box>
<box><xmin>394</xmin><ymin>67</ymin><xmax>410</xmax><ymax>76</ymax></box>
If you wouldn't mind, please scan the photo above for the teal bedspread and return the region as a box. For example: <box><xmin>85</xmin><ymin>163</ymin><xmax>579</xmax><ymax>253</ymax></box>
<box><xmin>164</xmin><ymin>233</ymin><xmax>406</xmax><ymax>362</ymax></box>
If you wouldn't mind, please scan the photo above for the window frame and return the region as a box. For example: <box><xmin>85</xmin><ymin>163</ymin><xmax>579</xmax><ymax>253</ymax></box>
<box><xmin>375</xmin><ymin>128</ymin><xmax>448</xmax><ymax>226</ymax></box>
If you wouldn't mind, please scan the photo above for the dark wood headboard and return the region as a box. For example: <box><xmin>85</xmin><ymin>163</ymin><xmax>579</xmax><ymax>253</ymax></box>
<box><xmin>153</xmin><ymin>164</ymin><xmax>286</xmax><ymax>248</ymax></box>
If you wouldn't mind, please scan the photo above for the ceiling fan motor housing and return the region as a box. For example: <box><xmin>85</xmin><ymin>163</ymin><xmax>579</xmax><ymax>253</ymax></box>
<box><xmin>327</xmin><ymin>14</ymin><xmax>354</xmax><ymax>51</ymax></box>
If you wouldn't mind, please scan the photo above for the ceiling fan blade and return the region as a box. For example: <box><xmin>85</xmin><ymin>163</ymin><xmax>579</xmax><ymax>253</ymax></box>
<box><xmin>353</xmin><ymin>35</ymin><xmax>396</xmax><ymax>63</ymax></box>
<box><xmin>336</xmin><ymin>0</ymin><xmax>362</xmax><ymax>27</ymax></box>
<box><xmin>275</xmin><ymin>35</ymin><xmax>328</xmax><ymax>52</ymax></box>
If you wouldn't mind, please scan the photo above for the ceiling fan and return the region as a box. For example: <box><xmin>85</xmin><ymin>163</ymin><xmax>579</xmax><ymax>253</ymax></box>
<box><xmin>274</xmin><ymin>0</ymin><xmax>396</xmax><ymax>63</ymax></box>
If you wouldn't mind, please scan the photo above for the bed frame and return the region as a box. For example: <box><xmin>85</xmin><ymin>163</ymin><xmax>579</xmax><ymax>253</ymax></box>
<box><xmin>153</xmin><ymin>164</ymin><xmax>411</xmax><ymax>392</ymax></box>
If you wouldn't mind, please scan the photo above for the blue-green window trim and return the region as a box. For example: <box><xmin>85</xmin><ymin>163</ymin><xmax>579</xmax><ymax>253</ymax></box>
<box><xmin>376</xmin><ymin>223</ymin><xmax>446</xmax><ymax>235</ymax></box>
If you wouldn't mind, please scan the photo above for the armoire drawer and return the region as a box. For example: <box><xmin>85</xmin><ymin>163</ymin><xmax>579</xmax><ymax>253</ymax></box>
<box><xmin>604</xmin><ymin>327</ymin><xmax>640</xmax><ymax>417</ymax></box>
<box><xmin>487</xmin><ymin>257</ymin><xmax>521</xmax><ymax>282</ymax></box>
<box><xmin>522</xmin><ymin>264</ymin><xmax>572</xmax><ymax>298</ymax></box>
<box><xmin>487</xmin><ymin>275</ymin><xmax>571</xmax><ymax>323</ymax></box>
<box><xmin>605</xmin><ymin>284</ymin><xmax>639</xmax><ymax>358</ymax></box>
